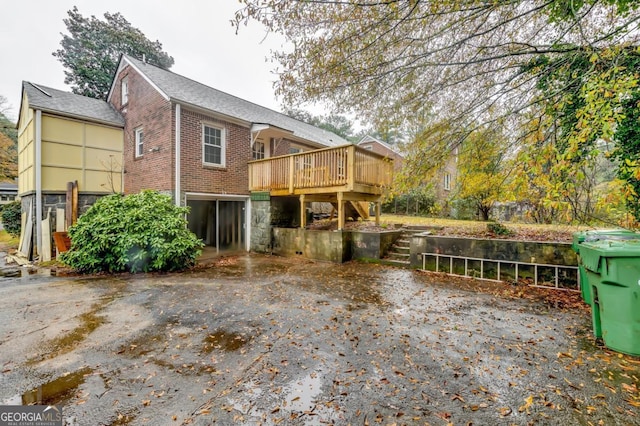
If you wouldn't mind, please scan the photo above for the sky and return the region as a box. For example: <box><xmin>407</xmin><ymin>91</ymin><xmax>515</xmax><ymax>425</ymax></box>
<box><xmin>0</xmin><ymin>0</ymin><xmax>299</xmax><ymax>122</ymax></box>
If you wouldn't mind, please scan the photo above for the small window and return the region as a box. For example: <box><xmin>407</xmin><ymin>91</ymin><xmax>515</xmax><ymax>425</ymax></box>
<box><xmin>443</xmin><ymin>172</ymin><xmax>451</xmax><ymax>191</ymax></box>
<box><xmin>363</xmin><ymin>145</ymin><xmax>373</xmax><ymax>151</ymax></box>
<box><xmin>252</xmin><ymin>141</ymin><xmax>265</xmax><ymax>160</ymax></box>
<box><xmin>203</xmin><ymin>124</ymin><xmax>225</xmax><ymax>167</ymax></box>
<box><xmin>289</xmin><ymin>146</ymin><xmax>302</xmax><ymax>154</ymax></box>
<box><xmin>121</xmin><ymin>77</ymin><xmax>129</xmax><ymax>105</ymax></box>
<box><xmin>135</xmin><ymin>127</ymin><xmax>144</xmax><ymax>158</ymax></box>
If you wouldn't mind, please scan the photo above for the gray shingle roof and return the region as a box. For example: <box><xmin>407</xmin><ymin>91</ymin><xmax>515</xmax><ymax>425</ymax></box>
<box><xmin>122</xmin><ymin>55</ymin><xmax>347</xmax><ymax>147</ymax></box>
<box><xmin>23</xmin><ymin>82</ymin><xmax>124</xmax><ymax>127</ymax></box>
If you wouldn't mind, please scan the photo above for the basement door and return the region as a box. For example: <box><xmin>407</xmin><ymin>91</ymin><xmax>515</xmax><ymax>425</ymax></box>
<box><xmin>187</xmin><ymin>199</ymin><xmax>246</xmax><ymax>252</ymax></box>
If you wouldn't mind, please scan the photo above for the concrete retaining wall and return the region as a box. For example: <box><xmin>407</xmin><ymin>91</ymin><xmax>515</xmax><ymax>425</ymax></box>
<box><xmin>409</xmin><ymin>234</ymin><xmax>577</xmax><ymax>268</ymax></box>
<box><xmin>271</xmin><ymin>228</ymin><xmax>402</xmax><ymax>263</ymax></box>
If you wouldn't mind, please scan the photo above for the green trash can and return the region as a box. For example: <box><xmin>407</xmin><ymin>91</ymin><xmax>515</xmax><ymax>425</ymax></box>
<box><xmin>572</xmin><ymin>230</ymin><xmax>637</xmax><ymax>306</ymax></box>
<box><xmin>579</xmin><ymin>239</ymin><xmax>640</xmax><ymax>356</ymax></box>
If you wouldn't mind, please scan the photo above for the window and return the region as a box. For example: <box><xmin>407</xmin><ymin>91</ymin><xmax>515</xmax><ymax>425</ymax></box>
<box><xmin>289</xmin><ymin>146</ymin><xmax>302</xmax><ymax>154</ymax></box>
<box><xmin>443</xmin><ymin>172</ymin><xmax>451</xmax><ymax>191</ymax></box>
<box><xmin>135</xmin><ymin>127</ymin><xmax>144</xmax><ymax>158</ymax></box>
<box><xmin>203</xmin><ymin>124</ymin><xmax>225</xmax><ymax>166</ymax></box>
<box><xmin>121</xmin><ymin>77</ymin><xmax>129</xmax><ymax>105</ymax></box>
<box><xmin>252</xmin><ymin>141</ymin><xmax>265</xmax><ymax>160</ymax></box>
<box><xmin>363</xmin><ymin>145</ymin><xmax>373</xmax><ymax>151</ymax></box>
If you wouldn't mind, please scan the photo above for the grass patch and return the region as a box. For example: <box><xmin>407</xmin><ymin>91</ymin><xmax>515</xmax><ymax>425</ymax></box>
<box><xmin>378</xmin><ymin>214</ymin><xmax>589</xmax><ymax>242</ymax></box>
<box><xmin>0</xmin><ymin>229</ymin><xmax>20</xmax><ymax>250</ymax></box>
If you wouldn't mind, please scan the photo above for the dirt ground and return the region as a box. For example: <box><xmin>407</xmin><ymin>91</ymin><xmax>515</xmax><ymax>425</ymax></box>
<box><xmin>0</xmin><ymin>253</ymin><xmax>638</xmax><ymax>425</ymax></box>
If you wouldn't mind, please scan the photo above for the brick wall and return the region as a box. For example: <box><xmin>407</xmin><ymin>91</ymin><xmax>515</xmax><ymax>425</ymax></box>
<box><xmin>180</xmin><ymin>109</ymin><xmax>251</xmax><ymax>195</ymax></box>
<box><xmin>111</xmin><ymin>64</ymin><xmax>174</xmax><ymax>194</ymax></box>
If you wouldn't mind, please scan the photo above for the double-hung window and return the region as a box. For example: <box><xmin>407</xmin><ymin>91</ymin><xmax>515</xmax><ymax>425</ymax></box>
<box><xmin>121</xmin><ymin>77</ymin><xmax>129</xmax><ymax>105</ymax></box>
<box><xmin>203</xmin><ymin>124</ymin><xmax>225</xmax><ymax>167</ymax></box>
<box><xmin>135</xmin><ymin>127</ymin><xmax>144</xmax><ymax>158</ymax></box>
<box><xmin>443</xmin><ymin>172</ymin><xmax>451</xmax><ymax>191</ymax></box>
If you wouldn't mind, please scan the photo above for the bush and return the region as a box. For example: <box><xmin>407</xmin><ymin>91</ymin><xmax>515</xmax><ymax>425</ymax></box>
<box><xmin>60</xmin><ymin>191</ymin><xmax>203</xmax><ymax>273</ymax></box>
<box><xmin>487</xmin><ymin>222</ymin><xmax>513</xmax><ymax>236</ymax></box>
<box><xmin>1</xmin><ymin>200</ymin><xmax>21</xmax><ymax>237</ymax></box>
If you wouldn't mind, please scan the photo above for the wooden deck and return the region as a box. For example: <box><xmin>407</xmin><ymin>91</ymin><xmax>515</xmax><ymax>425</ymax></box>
<box><xmin>249</xmin><ymin>144</ymin><xmax>394</xmax><ymax>229</ymax></box>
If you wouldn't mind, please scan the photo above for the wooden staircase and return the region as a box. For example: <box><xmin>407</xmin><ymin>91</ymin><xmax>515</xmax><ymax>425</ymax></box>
<box><xmin>330</xmin><ymin>201</ymin><xmax>370</xmax><ymax>220</ymax></box>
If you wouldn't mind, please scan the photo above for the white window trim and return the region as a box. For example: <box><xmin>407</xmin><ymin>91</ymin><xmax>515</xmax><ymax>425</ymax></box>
<box><xmin>202</xmin><ymin>123</ymin><xmax>226</xmax><ymax>167</ymax></box>
<box><xmin>444</xmin><ymin>172</ymin><xmax>451</xmax><ymax>191</ymax></box>
<box><xmin>135</xmin><ymin>127</ymin><xmax>143</xmax><ymax>158</ymax></box>
<box><xmin>121</xmin><ymin>77</ymin><xmax>129</xmax><ymax>105</ymax></box>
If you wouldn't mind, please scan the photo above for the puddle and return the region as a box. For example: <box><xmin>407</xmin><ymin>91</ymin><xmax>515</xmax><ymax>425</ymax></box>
<box><xmin>202</xmin><ymin>330</ymin><xmax>247</xmax><ymax>352</ymax></box>
<box><xmin>283</xmin><ymin>371</ymin><xmax>323</xmax><ymax>413</ymax></box>
<box><xmin>26</xmin><ymin>296</ymin><xmax>115</xmax><ymax>364</ymax></box>
<box><xmin>9</xmin><ymin>367</ymin><xmax>93</xmax><ymax>405</ymax></box>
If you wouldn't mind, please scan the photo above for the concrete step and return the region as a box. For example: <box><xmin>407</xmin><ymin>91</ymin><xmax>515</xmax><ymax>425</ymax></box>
<box><xmin>391</xmin><ymin>245</ymin><xmax>410</xmax><ymax>254</ymax></box>
<box><xmin>382</xmin><ymin>258</ymin><xmax>411</xmax><ymax>268</ymax></box>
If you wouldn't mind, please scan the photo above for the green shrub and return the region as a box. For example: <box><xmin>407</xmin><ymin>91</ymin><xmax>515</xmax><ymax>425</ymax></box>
<box><xmin>487</xmin><ymin>222</ymin><xmax>513</xmax><ymax>236</ymax></box>
<box><xmin>1</xmin><ymin>200</ymin><xmax>21</xmax><ymax>237</ymax></box>
<box><xmin>60</xmin><ymin>190</ymin><xmax>203</xmax><ymax>273</ymax></box>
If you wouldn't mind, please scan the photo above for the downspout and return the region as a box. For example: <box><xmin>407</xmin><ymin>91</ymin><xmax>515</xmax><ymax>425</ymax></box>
<box><xmin>35</xmin><ymin>110</ymin><xmax>42</xmax><ymax>257</ymax></box>
<box><xmin>175</xmin><ymin>103</ymin><xmax>181</xmax><ymax>206</ymax></box>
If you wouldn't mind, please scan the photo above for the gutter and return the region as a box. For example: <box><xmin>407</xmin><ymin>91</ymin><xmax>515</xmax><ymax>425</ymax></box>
<box><xmin>175</xmin><ymin>103</ymin><xmax>181</xmax><ymax>206</ymax></box>
<box><xmin>35</xmin><ymin>110</ymin><xmax>42</xmax><ymax>257</ymax></box>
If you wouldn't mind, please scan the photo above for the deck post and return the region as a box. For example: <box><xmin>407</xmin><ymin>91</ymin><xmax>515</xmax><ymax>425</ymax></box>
<box><xmin>289</xmin><ymin>155</ymin><xmax>295</xmax><ymax>194</ymax></box>
<box><xmin>347</xmin><ymin>145</ymin><xmax>355</xmax><ymax>191</ymax></box>
<box><xmin>375</xmin><ymin>201</ymin><xmax>381</xmax><ymax>226</ymax></box>
<box><xmin>337</xmin><ymin>192</ymin><xmax>344</xmax><ymax>230</ymax></box>
<box><xmin>300</xmin><ymin>194</ymin><xmax>306</xmax><ymax>228</ymax></box>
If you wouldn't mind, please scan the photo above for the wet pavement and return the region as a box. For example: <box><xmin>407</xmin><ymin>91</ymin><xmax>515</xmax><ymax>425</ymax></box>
<box><xmin>0</xmin><ymin>253</ymin><xmax>638</xmax><ymax>425</ymax></box>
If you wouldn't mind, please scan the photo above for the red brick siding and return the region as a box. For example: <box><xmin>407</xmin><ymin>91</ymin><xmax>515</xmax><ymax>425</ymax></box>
<box><xmin>179</xmin><ymin>108</ymin><xmax>251</xmax><ymax>195</ymax></box>
<box><xmin>111</xmin><ymin>64</ymin><xmax>174</xmax><ymax>194</ymax></box>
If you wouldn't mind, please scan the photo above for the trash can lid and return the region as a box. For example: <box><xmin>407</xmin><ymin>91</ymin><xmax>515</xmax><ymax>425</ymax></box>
<box><xmin>572</xmin><ymin>229</ymin><xmax>638</xmax><ymax>253</ymax></box>
<box><xmin>579</xmin><ymin>239</ymin><xmax>640</xmax><ymax>272</ymax></box>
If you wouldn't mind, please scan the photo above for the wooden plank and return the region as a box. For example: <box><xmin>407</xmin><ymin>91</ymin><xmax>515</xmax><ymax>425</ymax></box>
<box><xmin>66</xmin><ymin>181</ymin><xmax>73</xmax><ymax>229</ymax></box>
<box><xmin>72</xmin><ymin>180</ymin><xmax>78</xmax><ymax>224</ymax></box>
<box><xmin>56</xmin><ymin>208</ymin><xmax>65</xmax><ymax>232</ymax></box>
<box><xmin>41</xmin><ymin>209</ymin><xmax>51</xmax><ymax>262</ymax></box>
<box><xmin>19</xmin><ymin>207</ymin><xmax>33</xmax><ymax>258</ymax></box>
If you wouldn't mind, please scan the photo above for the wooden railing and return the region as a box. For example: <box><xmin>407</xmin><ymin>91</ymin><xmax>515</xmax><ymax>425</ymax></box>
<box><xmin>249</xmin><ymin>144</ymin><xmax>393</xmax><ymax>195</ymax></box>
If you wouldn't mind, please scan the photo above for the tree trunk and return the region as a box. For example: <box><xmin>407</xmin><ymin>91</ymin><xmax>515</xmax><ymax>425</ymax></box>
<box><xmin>478</xmin><ymin>204</ymin><xmax>491</xmax><ymax>221</ymax></box>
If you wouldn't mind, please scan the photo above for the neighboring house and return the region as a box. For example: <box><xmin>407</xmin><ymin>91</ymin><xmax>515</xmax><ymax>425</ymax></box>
<box><xmin>17</xmin><ymin>81</ymin><xmax>124</xmax><ymax>258</ymax></box>
<box><xmin>106</xmin><ymin>54</ymin><xmax>353</xmax><ymax>253</ymax></box>
<box><xmin>357</xmin><ymin>135</ymin><xmax>404</xmax><ymax>171</ymax></box>
<box><xmin>0</xmin><ymin>181</ymin><xmax>18</xmax><ymax>205</ymax></box>
<box><xmin>434</xmin><ymin>147</ymin><xmax>458</xmax><ymax>214</ymax></box>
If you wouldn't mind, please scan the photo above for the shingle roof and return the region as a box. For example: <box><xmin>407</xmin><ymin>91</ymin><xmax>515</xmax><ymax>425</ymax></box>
<box><xmin>121</xmin><ymin>55</ymin><xmax>347</xmax><ymax>147</ymax></box>
<box><xmin>358</xmin><ymin>135</ymin><xmax>404</xmax><ymax>157</ymax></box>
<box><xmin>22</xmin><ymin>82</ymin><xmax>124</xmax><ymax>127</ymax></box>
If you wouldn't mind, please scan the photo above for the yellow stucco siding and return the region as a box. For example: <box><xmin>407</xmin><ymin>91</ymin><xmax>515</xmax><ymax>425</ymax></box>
<box><xmin>17</xmin><ymin>106</ymin><xmax>123</xmax><ymax>194</ymax></box>
<box><xmin>37</xmin><ymin>115</ymin><xmax>123</xmax><ymax>193</ymax></box>
<box><xmin>41</xmin><ymin>115</ymin><xmax>84</xmax><ymax>145</ymax></box>
<box><xmin>85</xmin><ymin>125</ymin><xmax>123</xmax><ymax>150</ymax></box>
<box><xmin>17</xmin><ymin>99</ymin><xmax>35</xmax><ymax>195</ymax></box>
<box><xmin>42</xmin><ymin>142</ymin><xmax>83</xmax><ymax>169</ymax></box>
<box><xmin>85</xmin><ymin>170</ymin><xmax>122</xmax><ymax>193</ymax></box>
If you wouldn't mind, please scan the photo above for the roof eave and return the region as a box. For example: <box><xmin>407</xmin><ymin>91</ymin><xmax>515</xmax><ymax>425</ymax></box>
<box><xmin>34</xmin><ymin>106</ymin><xmax>124</xmax><ymax>128</ymax></box>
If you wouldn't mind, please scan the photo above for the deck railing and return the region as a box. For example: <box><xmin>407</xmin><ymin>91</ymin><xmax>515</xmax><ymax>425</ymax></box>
<box><xmin>249</xmin><ymin>144</ymin><xmax>393</xmax><ymax>194</ymax></box>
